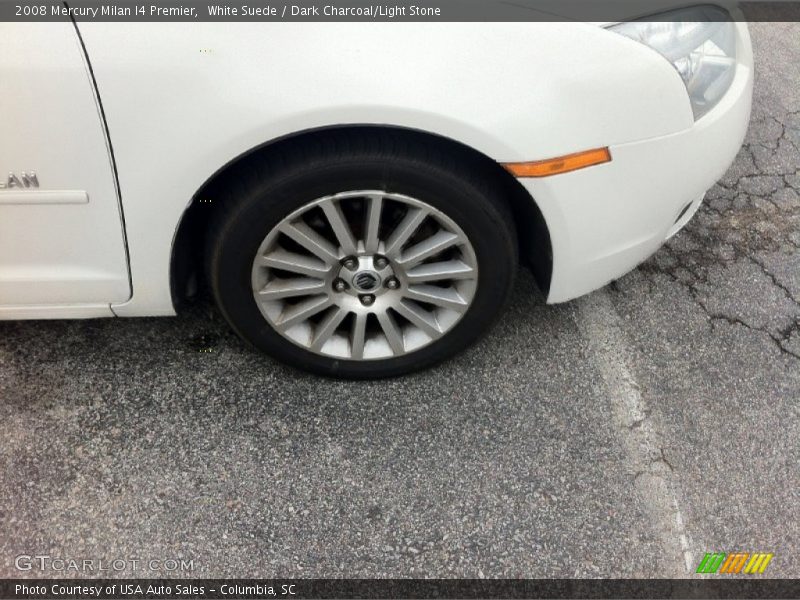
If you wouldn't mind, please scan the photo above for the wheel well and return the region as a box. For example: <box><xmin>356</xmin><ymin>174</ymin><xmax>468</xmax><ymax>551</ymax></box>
<box><xmin>170</xmin><ymin>126</ymin><xmax>552</xmax><ymax>307</ymax></box>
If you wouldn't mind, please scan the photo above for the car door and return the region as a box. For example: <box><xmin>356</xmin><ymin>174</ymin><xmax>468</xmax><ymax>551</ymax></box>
<box><xmin>0</xmin><ymin>22</ymin><xmax>130</xmax><ymax>313</ymax></box>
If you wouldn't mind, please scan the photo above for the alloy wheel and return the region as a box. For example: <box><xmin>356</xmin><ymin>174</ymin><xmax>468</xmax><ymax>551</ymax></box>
<box><xmin>250</xmin><ymin>190</ymin><xmax>479</xmax><ymax>360</ymax></box>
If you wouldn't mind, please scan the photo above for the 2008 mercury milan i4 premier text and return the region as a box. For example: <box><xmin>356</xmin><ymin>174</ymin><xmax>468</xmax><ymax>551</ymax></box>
<box><xmin>0</xmin><ymin>9</ymin><xmax>752</xmax><ymax>377</ymax></box>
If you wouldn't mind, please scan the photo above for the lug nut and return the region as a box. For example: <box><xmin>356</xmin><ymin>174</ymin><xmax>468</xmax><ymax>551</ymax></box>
<box><xmin>385</xmin><ymin>277</ymin><xmax>400</xmax><ymax>290</ymax></box>
<box><xmin>333</xmin><ymin>278</ymin><xmax>348</xmax><ymax>292</ymax></box>
<box><xmin>374</xmin><ymin>256</ymin><xmax>389</xmax><ymax>269</ymax></box>
<box><xmin>360</xmin><ymin>294</ymin><xmax>375</xmax><ymax>307</ymax></box>
<box><xmin>342</xmin><ymin>257</ymin><xmax>358</xmax><ymax>270</ymax></box>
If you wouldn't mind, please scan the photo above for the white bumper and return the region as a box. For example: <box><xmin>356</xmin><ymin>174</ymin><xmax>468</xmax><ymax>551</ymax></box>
<box><xmin>519</xmin><ymin>22</ymin><xmax>754</xmax><ymax>303</ymax></box>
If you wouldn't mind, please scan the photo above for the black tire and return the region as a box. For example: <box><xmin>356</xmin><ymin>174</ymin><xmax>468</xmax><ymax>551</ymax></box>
<box><xmin>206</xmin><ymin>132</ymin><xmax>518</xmax><ymax>378</ymax></box>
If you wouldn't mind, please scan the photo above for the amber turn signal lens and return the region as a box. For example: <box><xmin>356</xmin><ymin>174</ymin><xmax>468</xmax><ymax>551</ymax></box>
<box><xmin>503</xmin><ymin>147</ymin><xmax>611</xmax><ymax>178</ymax></box>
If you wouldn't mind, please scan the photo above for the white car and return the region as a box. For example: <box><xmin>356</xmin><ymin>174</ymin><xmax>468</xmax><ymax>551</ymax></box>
<box><xmin>0</xmin><ymin>10</ymin><xmax>752</xmax><ymax>377</ymax></box>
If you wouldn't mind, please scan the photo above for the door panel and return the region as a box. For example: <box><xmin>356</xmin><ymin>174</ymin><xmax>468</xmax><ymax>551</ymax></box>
<box><xmin>0</xmin><ymin>22</ymin><xmax>130</xmax><ymax>308</ymax></box>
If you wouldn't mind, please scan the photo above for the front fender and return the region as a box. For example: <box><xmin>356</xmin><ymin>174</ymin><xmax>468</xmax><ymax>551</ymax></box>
<box><xmin>78</xmin><ymin>22</ymin><xmax>692</xmax><ymax>315</ymax></box>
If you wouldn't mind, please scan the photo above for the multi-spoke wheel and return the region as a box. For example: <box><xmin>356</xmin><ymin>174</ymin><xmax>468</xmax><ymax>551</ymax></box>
<box><xmin>251</xmin><ymin>191</ymin><xmax>478</xmax><ymax>360</ymax></box>
<box><xmin>207</xmin><ymin>133</ymin><xmax>517</xmax><ymax>378</ymax></box>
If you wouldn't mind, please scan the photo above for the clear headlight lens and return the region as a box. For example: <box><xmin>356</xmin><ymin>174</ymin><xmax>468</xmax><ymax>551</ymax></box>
<box><xmin>609</xmin><ymin>6</ymin><xmax>737</xmax><ymax>120</ymax></box>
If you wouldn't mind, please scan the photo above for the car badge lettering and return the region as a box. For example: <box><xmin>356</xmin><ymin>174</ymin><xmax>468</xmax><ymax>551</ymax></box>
<box><xmin>0</xmin><ymin>171</ymin><xmax>39</xmax><ymax>189</ymax></box>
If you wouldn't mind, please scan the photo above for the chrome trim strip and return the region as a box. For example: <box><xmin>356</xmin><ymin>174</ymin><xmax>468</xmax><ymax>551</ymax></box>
<box><xmin>0</xmin><ymin>190</ymin><xmax>89</xmax><ymax>205</ymax></box>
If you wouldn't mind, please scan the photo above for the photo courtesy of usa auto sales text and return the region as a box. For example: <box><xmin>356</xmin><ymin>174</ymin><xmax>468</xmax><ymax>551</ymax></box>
<box><xmin>14</xmin><ymin>583</ymin><xmax>298</xmax><ymax>597</ymax></box>
<box><xmin>15</xmin><ymin>584</ymin><xmax>201</xmax><ymax>597</ymax></box>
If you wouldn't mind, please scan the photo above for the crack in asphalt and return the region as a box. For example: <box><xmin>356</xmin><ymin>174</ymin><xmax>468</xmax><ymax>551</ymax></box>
<box><xmin>706</xmin><ymin>311</ymin><xmax>800</xmax><ymax>361</ymax></box>
<box><xmin>749</xmin><ymin>255</ymin><xmax>800</xmax><ymax>307</ymax></box>
<box><xmin>643</xmin><ymin>245</ymin><xmax>800</xmax><ymax>361</ymax></box>
<box><xmin>632</xmin><ymin>113</ymin><xmax>800</xmax><ymax>361</ymax></box>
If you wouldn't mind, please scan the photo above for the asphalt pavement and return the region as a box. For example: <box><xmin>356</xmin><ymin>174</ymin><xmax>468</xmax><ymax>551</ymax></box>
<box><xmin>1</xmin><ymin>23</ymin><xmax>798</xmax><ymax>579</ymax></box>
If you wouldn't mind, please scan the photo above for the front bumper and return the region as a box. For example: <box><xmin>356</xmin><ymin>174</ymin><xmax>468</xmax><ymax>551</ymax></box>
<box><xmin>519</xmin><ymin>21</ymin><xmax>753</xmax><ymax>304</ymax></box>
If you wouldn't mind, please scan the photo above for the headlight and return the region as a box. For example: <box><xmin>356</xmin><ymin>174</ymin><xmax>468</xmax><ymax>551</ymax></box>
<box><xmin>609</xmin><ymin>5</ymin><xmax>737</xmax><ymax>120</ymax></box>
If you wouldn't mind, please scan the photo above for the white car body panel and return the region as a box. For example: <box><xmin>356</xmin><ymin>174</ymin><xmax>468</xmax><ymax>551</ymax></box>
<box><xmin>0</xmin><ymin>20</ymin><xmax>752</xmax><ymax>318</ymax></box>
<box><xmin>524</xmin><ymin>21</ymin><xmax>753</xmax><ymax>301</ymax></box>
<box><xmin>0</xmin><ymin>22</ymin><xmax>129</xmax><ymax>316</ymax></box>
<box><xmin>79</xmin><ymin>22</ymin><xmax>693</xmax><ymax>317</ymax></box>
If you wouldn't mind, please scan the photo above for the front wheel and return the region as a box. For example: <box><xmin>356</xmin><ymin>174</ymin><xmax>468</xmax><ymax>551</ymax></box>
<box><xmin>206</xmin><ymin>135</ymin><xmax>518</xmax><ymax>378</ymax></box>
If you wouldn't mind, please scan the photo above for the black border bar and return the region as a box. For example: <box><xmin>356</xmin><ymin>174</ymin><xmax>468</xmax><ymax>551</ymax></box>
<box><xmin>2</xmin><ymin>579</ymin><xmax>800</xmax><ymax>599</ymax></box>
<box><xmin>2</xmin><ymin>0</ymin><xmax>800</xmax><ymax>21</ymax></box>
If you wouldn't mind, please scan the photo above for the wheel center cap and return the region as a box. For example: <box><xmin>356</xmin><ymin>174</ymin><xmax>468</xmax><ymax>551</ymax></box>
<box><xmin>352</xmin><ymin>271</ymin><xmax>381</xmax><ymax>292</ymax></box>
